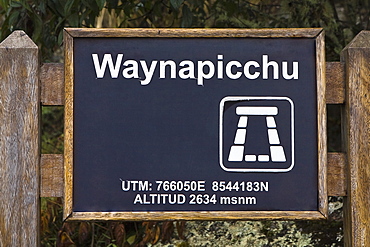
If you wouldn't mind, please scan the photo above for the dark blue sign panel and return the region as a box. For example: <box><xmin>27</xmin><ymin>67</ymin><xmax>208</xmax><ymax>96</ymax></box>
<box><xmin>65</xmin><ymin>29</ymin><xmax>326</xmax><ymax>220</ymax></box>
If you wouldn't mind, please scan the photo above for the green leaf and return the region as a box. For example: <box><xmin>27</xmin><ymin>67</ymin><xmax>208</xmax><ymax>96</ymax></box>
<box><xmin>19</xmin><ymin>1</ymin><xmax>32</xmax><ymax>12</ymax></box>
<box><xmin>81</xmin><ymin>0</ymin><xmax>99</xmax><ymax>17</ymax></box>
<box><xmin>123</xmin><ymin>3</ymin><xmax>131</xmax><ymax>16</ymax></box>
<box><xmin>7</xmin><ymin>11</ymin><xmax>19</xmax><ymax>26</ymax></box>
<box><xmin>67</xmin><ymin>13</ymin><xmax>79</xmax><ymax>27</ymax></box>
<box><xmin>38</xmin><ymin>1</ymin><xmax>46</xmax><ymax>14</ymax></box>
<box><xmin>106</xmin><ymin>0</ymin><xmax>118</xmax><ymax>11</ymax></box>
<box><xmin>170</xmin><ymin>0</ymin><xmax>183</xmax><ymax>10</ymax></box>
<box><xmin>106</xmin><ymin>244</ymin><xmax>117</xmax><ymax>247</ymax></box>
<box><xmin>9</xmin><ymin>1</ymin><xmax>22</xmax><ymax>8</ymax></box>
<box><xmin>32</xmin><ymin>14</ymin><xmax>43</xmax><ymax>42</ymax></box>
<box><xmin>48</xmin><ymin>0</ymin><xmax>64</xmax><ymax>17</ymax></box>
<box><xmin>57</xmin><ymin>29</ymin><xmax>63</xmax><ymax>45</ymax></box>
<box><xmin>95</xmin><ymin>0</ymin><xmax>105</xmax><ymax>10</ymax></box>
<box><xmin>0</xmin><ymin>0</ymin><xmax>10</xmax><ymax>9</ymax></box>
<box><xmin>126</xmin><ymin>234</ymin><xmax>136</xmax><ymax>245</ymax></box>
<box><xmin>181</xmin><ymin>4</ymin><xmax>192</xmax><ymax>27</ymax></box>
<box><xmin>64</xmin><ymin>0</ymin><xmax>75</xmax><ymax>16</ymax></box>
<box><xmin>55</xmin><ymin>17</ymin><xmax>66</xmax><ymax>33</ymax></box>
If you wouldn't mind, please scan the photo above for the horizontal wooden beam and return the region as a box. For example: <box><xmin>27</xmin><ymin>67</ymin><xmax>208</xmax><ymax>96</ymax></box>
<box><xmin>326</xmin><ymin>62</ymin><xmax>345</xmax><ymax>104</ymax></box>
<box><xmin>65</xmin><ymin>28</ymin><xmax>323</xmax><ymax>38</ymax></box>
<box><xmin>40</xmin><ymin>152</ymin><xmax>347</xmax><ymax>197</ymax></box>
<box><xmin>40</xmin><ymin>62</ymin><xmax>346</xmax><ymax>106</ymax></box>
<box><xmin>40</xmin><ymin>63</ymin><xmax>64</xmax><ymax>106</ymax></box>
<box><xmin>41</xmin><ymin>154</ymin><xmax>63</xmax><ymax>197</ymax></box>
<box><xmin>327</xmin><ymin>152</ymin><xmax>347</xmax><ymax>196</ymax></box>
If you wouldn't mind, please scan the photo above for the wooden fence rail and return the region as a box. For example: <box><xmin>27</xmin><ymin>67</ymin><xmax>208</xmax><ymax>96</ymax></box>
<box><xmin>1</xmin><ymin>30</ymin><xmax>369</xmax><ymax>246</ymax></box>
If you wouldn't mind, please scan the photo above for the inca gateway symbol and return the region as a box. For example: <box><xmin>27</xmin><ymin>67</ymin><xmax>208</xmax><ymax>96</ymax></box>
<box><xmin>219</xmin><ymin>96</ymin><xmax>294</xmax><ymax>172</ymax></box>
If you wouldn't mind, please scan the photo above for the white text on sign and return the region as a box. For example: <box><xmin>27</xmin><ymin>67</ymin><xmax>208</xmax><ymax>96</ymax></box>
<box><xmin>92</xmin><ymin>54</ymin><xmax>299</xmax><ymax>86</ymax></box>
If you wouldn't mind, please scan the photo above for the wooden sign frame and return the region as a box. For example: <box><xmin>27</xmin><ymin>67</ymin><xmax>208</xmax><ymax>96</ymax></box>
<box><xmin>64</xmin><ymin>28</ymin><xmax>327</xmax><ymax>221</ymax></box>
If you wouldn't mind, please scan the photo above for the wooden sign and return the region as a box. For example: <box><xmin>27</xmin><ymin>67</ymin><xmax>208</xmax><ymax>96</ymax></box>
<box><xmin>64</xmin><ymin>28</ymin><xmax>327</xmax><ymax>221</ymax></box>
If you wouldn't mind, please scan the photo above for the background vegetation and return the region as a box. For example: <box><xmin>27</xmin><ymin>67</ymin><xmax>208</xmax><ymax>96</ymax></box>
<box><xmin>1</xmin><ymin>0</ymin><xmax>368</xmax><ymax>246</ymax></box>
<box><xmin>1</xmin><ymin>0</ymin><xmax>370</xmax><ymax>61</ymax></box>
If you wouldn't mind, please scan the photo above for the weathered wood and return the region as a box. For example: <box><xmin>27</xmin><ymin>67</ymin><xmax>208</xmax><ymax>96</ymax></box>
<box><xmin>41</xmin><ymin>154</ymin><xmax>64</xmax><ymax>197</ymax></box>
<box><xmin>341</xmin><ymin>30</ymin><xmax>370</xmax><ymax>247</ymax></box>
<box><xmin>67</xmin><ymin>211</ymin><xmax>326</xmax><ymax>221</ymax></box>
<box><xmin>65</xmin><ymin>28</ymin><xmax>322</xmax><ymax>38</ymax></box>
<box><xmin>326</xmin><ymin>62</ymin><xmax>345</xmax><ymax>104</ymax></box>
<box><xmin>40</xmin><ymin>62</ymin><xmax>346</xmax><ymax>105</ymax></box>
<box><xmin>316</xmin><ymin>31</ymin><xmax>328</xmax><ymax>218</ymax></box>
<box><xmin>63</xmin><ymin>29</ymin><xmax>74</xmax><ymax>220</ymax></box>
<box><xmin>327</xmin><ymin>152</ymin><xmax>347</xmax><ymax>196</ymax></box>
<box><xmin>0</xmin><ymin>31</ymin><xmax>40</xmax><ymax>246</ymax></box>
<box><xmin>41</xmin><ymin>63</ymin><xmax>64</xmax><ymax>105</ymax></box>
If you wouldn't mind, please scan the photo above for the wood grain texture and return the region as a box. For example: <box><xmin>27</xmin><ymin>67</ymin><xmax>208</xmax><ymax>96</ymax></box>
<box><xmin>41</xmin><ymin>63</ymin><xmax>64</xmax><ymax>105</ymax></box>
<box><xmin>327</xmin><ymin>153</ymin><xmax>347</xmax><ymax>196</ymax></box>
<box><xmin>326</xmin><ymin>62</ymin><xmax>345</xmax><ymax>104</ymax></box>
<box><xmin>65</xmin><ymin>28</ymin><xmax>323</xmax><ymax>38</ymax></box>
<box><xmin>0</xmin><ymin>31</ymin><xmax>40</xmax><ymax>246</ymax></box>
<box><xmin>66</xmin><ymin>211</ymin><xmax>326</xmax><ymax>221</ymax></box>
<box><xmin>41</xmin><ymin>154</ymin><xmax>64</xmax><ymax>197</ymax></box>
<box><xmin>341</xmin><ymin>31</ymin><xmax>370</xmax><ymax>247</ymax></box>
<box><xmin>316</xmin><ymin>31</ymin><xmax>328</xmax><ymax>218</ymax></box>
<box><xmin>63</xmin><ymin>30</ymin><xmax>74</xmax><ymax>220</ymax></box>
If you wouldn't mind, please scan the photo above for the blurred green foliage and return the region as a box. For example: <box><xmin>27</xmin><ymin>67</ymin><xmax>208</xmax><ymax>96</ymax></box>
<box><xmin>1</xmin><ymin>0</ymin><xmax>370</xmax><ymax>61</ymax></box>
<box><xmin>42</xmin><ymin>106</ymin><xmax>64</xmax><ymax>154</ymax></box>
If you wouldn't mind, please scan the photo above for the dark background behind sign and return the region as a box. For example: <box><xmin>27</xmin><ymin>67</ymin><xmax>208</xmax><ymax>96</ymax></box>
<box><xmin>73</xmin><ymin>37</ymin><xmax>317</xmax><ymax>212</ymax></box>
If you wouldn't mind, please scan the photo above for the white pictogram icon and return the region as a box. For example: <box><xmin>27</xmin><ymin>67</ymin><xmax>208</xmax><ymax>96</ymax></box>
<box><xmin>219</xmin><ymin>96</ymin><xmax>294</xmax><ymax>173</ymax></box>
<box><xmin>228</xmin><ymin>107</ymin><xmax>286</xmax><ymax>163</ymax></box>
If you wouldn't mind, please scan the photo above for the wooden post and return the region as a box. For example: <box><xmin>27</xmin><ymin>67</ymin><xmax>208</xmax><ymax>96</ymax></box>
<box><xmin>0</xmin><ymin>31</ymin><xmax>40</xmax><ymax>246</ymax></box>
<box><xmin>341</xmin><ymin>31</ymin><xmax>370</xmax><ymax>246</ymax></box>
